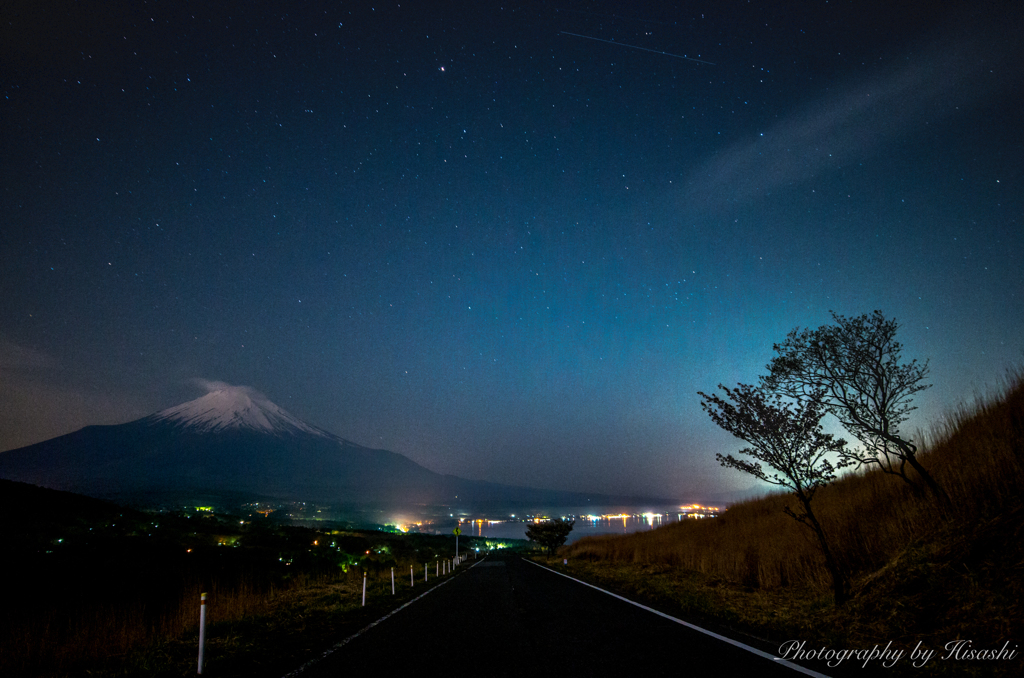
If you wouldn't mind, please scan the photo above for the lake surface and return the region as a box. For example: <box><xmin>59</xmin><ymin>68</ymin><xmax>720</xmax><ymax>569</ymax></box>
<box><xmin>412</xmin><ymin>505</ymin><xmax>721</xmax><ymax>545</ymax></box>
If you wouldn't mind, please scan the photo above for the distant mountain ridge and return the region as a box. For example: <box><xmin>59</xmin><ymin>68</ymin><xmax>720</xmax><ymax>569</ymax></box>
<box><xmin>0</xmin><ymin>385</ymin><xmax>655</xmax><ymax>510</ymax></box>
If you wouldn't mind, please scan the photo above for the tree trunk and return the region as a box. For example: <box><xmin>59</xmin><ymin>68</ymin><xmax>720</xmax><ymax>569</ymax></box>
<box><xmin>904</xmin><ymin>448</ymin><xmax>953</xmax><ymax>512</ymax></box>
<box><xmin>799</xmin><ymin>495</ymin><xmax>849</xmax><ymax>605</ymax></box>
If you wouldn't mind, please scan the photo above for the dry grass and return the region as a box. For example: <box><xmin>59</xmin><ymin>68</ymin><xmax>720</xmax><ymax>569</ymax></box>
<box><xmin>2</xmin><ymin>570</ymin><xmax>343</xmax><ymax>676</ymax></box>
<box><xmin>565</xmin><ymin>369</ymin><xmax>1024</xmax><ymax>593</ymax></box>
<box><xmin>1</xmin><ymin>560</ymin><xmax>453</xmax><ymax>677</ymax></box>
<box><xmin>556</xmin><ymin>369</ymin><xmax>1024</xmax><ymax>675</ymax></box>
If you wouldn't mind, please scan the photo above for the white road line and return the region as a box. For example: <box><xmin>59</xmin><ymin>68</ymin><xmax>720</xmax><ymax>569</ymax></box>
<box><xmin>281</xmin><ymin>559</ymin><xmax>483</xmax><ymax>677</ymax></box>
<box><xmin>526</xmin><ymin>559</ymin><xmax>832</xmax><ymax>678</ymax></box>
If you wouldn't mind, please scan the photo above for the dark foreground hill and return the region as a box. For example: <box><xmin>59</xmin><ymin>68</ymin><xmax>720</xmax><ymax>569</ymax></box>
<box><xmin>0</xmin><ymin>476</ymin><xmax>525</xmax><ymax>678</ymax></box>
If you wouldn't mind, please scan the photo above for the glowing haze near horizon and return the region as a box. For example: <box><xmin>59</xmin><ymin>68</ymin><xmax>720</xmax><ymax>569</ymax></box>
<box><xmin>2</xmin><ymin>1</ymin><xmax>1022</xmax><ymax>503</ymax></box>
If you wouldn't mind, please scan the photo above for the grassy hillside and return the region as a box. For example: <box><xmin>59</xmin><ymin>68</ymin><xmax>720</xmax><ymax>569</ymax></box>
<box><xmin>0</xmin><ymin>483</ymin><xmax>511</xmax><ymax>677</ymax></box>
<box><xmin>558</xmin><ymin>369</ymin><xmax>1024</xmax><ymax>676</ymax></box>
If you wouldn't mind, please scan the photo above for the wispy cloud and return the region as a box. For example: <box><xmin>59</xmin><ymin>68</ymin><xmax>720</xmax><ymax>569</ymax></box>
<box><xmin>0</xmin><ymin>337</ymin><xmax>148</xmax><ymax>451</ymax></box>
<box><xmin>684</xmin><ymin>14</ymin><xmax>1022</xmax><ymax>210</ymax></box>
<box><xmin>0</xmin><ymin>336</ymin><xmax>51</xmax><ymax>371</ymax></box>
<box><xmin>191</xmin><ymin>379</ymin><xmax>267</xmax><ymax>400</ymax></box>
<box><xmin>193</xmin><ymin>378</ymin><xmax>234</xmax><ymax>393</ymax></box>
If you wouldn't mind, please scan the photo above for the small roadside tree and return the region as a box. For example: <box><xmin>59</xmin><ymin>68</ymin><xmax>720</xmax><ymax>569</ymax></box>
<box><xmin>699</xmin><ymin>383</ymin><xmax>850</xmax><ymax>604</ymax></box>
<box><xmin>763</xmin><ymin>310</ymin><xmax>949</xmax><ymax>507</ymax></box>
<box><xmin>525</xmin><ymin>518</ymin><xmax>575</xmax><ymax>555</ymax></box>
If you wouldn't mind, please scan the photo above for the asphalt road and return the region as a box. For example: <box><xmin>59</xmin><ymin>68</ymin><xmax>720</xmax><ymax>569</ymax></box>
<box><xmin>297</xmin><ymin>552</ymin><xmax>821</xmax><ymax>677</ymax></box>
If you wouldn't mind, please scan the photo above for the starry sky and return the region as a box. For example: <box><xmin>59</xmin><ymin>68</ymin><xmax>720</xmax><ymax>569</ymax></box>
<box><xmin>2</xmin><ymin>1</ymin><xmax>1022</xmax><ymax>503</ymax></box>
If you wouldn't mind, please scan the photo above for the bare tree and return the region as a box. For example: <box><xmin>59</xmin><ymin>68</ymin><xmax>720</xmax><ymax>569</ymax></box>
<box><xmin>699</xmin><ymin>383</ymin><xmax>850</xmax><ymax>604</ymax></box>
<box><xmin>763</xmin><ymin>310</ymin><xmax>949</xmax><ymax>507</ymax></box>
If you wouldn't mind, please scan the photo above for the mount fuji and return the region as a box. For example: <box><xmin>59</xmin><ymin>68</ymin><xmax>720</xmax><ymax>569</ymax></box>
<box><xmin>0</xmin><ymin>384</ymin><xmax>602</xmax><ymax>510</ymax></box>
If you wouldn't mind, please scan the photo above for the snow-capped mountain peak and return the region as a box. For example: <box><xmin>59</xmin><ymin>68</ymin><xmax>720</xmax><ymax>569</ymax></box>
<box><xmin>148</xmin><ymin>384</ymin><xmax>331</xmax><ymax>438</ymax></box>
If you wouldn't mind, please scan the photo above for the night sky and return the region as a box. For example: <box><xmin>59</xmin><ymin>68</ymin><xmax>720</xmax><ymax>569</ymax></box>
<box><xmin>2</xmin><ymin>1</ymin><xmax>1022</xmax><ymax>502</ymax></box>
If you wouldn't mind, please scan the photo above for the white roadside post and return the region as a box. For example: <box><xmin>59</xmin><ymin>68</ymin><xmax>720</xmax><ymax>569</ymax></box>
<box><xmin>410</xmin><ymin>565</ymin><xmax>414</xmax><ymax>587</ymax></box>
<box><xmin>361</xmin><ymin>571</ymin><xmax>367</xmax><ymax>606</ymax></box>
<box><xmin>197</xmin><ymin>592</ymin><xmax>207</xmax><ymax>675</ymax></box>
<box><xmin>391</xmin><ymin>567</ymin><xmax>395</xmax><ymax>595</ymax></box>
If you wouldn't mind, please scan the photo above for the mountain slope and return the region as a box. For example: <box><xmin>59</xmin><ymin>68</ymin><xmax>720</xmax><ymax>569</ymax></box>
<box><xmin>145</xmin><ymin>385</ymin><xmax>332</xmax><ymax>437</ymax></box>
<box><xmin>0</xmin><ymin>384</ymin><xmax>615</xmax><ymax>509</ymax></box>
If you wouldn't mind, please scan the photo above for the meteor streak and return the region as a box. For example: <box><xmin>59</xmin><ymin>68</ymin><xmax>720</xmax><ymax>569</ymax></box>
<box><xmin>560</xmin><ymin>31</ymin><xmax>715</xmax><ymax>65</ymax></box>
